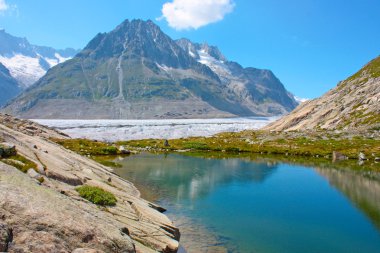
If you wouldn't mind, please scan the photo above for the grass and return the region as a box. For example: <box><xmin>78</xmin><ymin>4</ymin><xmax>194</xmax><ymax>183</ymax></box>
<box><xmin>118</xmin><ymin>130</ymin><xmax>380</xmax><ymax>161</ymax></box>
<box><xmin>76</xmin><ymin>185</ymin><xmax>117</xmax><ymax>206</ymax></box>
<box><xmin>52</xmin><ymin>138</ymin><xmax>120</xmax><ymax>156</ymax></box>
<box><xmin>0</xmin><ymin>154</ymin><xmax>38</xmax><ymax>173</ymax></box>
<box><xmin>52</xmin><ymin>138</ymin><xmax>126</xmax><ymax>168</ymax></box>
<box><xmin>53</xmin><ymin>130</ymin><xmax>380</xmax><ymax>172</ymax></box>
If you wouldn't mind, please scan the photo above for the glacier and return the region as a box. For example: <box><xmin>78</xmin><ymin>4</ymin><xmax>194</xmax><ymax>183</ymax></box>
<box><xmin>34</xmin><ymin>117</ymin><xmax>276</xmax><ymax>142</ymax></box>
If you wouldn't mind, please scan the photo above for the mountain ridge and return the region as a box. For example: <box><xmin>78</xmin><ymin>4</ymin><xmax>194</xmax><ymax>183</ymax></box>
<box><xmin>265</xmin><ymin>55</ymin><xmax>380</xmax><ymax>131</ymax></box>
<box><xmin>3</xmin><ymin>19</ymin><xmax>298</xmax><ymax>119</ymax></box>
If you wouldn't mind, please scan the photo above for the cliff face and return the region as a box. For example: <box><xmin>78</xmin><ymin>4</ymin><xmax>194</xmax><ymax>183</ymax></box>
<box><xmin>0</xmin><ymin>114</ymin><xmax>179</xmax><ymax>253</ymax></box>
<box><xmin>265</xmin><ymin>56</ymin><xmax>380</xmax><ymax>131</ymax></box>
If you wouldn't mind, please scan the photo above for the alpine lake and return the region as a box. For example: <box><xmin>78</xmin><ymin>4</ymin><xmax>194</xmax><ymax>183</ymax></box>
<box><xmin>110</xmin><ymin>152</ymin><xmax>380</xmax><ymax>253</ymax></box>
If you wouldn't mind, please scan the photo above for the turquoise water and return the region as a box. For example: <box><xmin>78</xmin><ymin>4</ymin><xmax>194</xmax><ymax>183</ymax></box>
<box><xmin>114</xmin><ymin>153</ymin><xmax>380</xmax><ymax>253</ymax></box>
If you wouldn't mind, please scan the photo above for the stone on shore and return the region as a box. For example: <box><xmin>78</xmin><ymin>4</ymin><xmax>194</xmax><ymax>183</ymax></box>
<box><xmin>332</xmin><ymin>151</ymin><xmax>348</xmax><ymax>162</ymax></box>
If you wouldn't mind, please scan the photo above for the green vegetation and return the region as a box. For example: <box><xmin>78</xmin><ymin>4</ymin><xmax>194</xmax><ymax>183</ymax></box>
<box><xmin>1</xmin><ymin>154</ymin><xmax>38</xmax><ymax>173</ymax></box>
<box><xmin>54</xmin><ymin>130</ymin><xmax>380</xmax><ymax>172</ymax></box>
<box><xmin>347</xmin><ymin>56</ymin><xmax>380</xmax><ymax>82</ymax></box>
<box><xmin>76</xmin><ymin>185</ymin><xmax>117</xmax><ymax>206</ymax></box>
<box><xmin>339</xmin><ymin>110</ymin><xmax>380</xmax><ymax>129</ymax></box>
<box><xmin>53</xmin><ymin>138</ymin><xmax>119</xmax><ymax>156</ymax></box>
<box><xmin>118</xmin><ymin>130</ymin><xmax>380</xmax><ymax>162</ymax></box>
<box><xmin>52</xmin><ymin>138</ymin><xmax>126</xmax><ymax>168</ymax></box>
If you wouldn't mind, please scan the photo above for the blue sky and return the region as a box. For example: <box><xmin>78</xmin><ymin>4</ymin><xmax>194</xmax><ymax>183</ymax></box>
<box><xmin>1</xmin><ymin>0</ymin><xmax>379</xmax><ymax>98</ymax></box>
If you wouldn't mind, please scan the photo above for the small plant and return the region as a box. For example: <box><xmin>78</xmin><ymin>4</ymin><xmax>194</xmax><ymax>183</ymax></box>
<box><xmin>76</xmin><ymin>185</ymin><xmax>117</xmax><ymax>206</ymax></box>
<box><xmin>1</xmin><ymin>154</ymin><xmax>38</xmax><ymax>173</ymax></box>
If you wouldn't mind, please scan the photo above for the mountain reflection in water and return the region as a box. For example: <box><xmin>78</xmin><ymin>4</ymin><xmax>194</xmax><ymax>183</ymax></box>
<box><xmin>114</xmin><ymin>153</ymin><xmax>380</xmax><ymax>253</ymax></box>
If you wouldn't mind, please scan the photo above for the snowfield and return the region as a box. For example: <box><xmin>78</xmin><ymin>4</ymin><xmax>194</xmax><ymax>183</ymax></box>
<box><xmin>34</xmin><ymin>117</ymin><xmax>276</xmax><ymax>142</ymax></box>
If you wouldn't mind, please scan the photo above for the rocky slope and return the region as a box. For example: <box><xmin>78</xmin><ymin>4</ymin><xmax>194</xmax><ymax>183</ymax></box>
<box><xmin>0</xmin><ymin>63</ymin><xmax>21</xmax><ymax>107</ymax></box>
<box><xmin>265</xmin><ymin>56</ymin><xmax>380</xmax><ymax>131</ymax></box>
<box><xmin>0</xmin><ymin>29</ymin><xmax>79</xmax><ymax>87</ymax></box>
<box><xmin>0</xmin><ymin>114</ymin><xmax>179</xmax><ymax>253</ymax></box>
<box><xmin>3</xmin><ymin>19</ymin><xmax>297</xmax><ymax>119</ymax></box>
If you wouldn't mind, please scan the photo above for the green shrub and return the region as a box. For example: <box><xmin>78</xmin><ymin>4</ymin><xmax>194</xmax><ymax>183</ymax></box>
<box><xmin>100</xmin><ymin>146</ymin><xmax>118</xmax><ymax>155</ymax></box>
<box><xmin>184</xmin><ymin>142</ymin><xmax>210</xmax><ymax>150</ymax></box>
<box><xmin>76</xmin><ymin>185</ymin><xmax>117</xmax><ymax>206</ymax></box>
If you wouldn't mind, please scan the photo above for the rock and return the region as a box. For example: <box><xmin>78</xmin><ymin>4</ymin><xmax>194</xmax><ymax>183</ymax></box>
<box><xmin>119</xmin><ymin>146</ymin><xmax>131</xmax><ymax>155</ymax></box>
<box><xmin>27</xmin><ymin>168</ymin><xmax>40</xmax><ymax>179</ymax></box>
<box><xmin>0</xmin><ymin>142</ymin><xmax>16</xmax><ymax>158</ymax></box>
<box><xmin>0</xmin><ymin>222</ymin><xmax>12</xmax><ymax>252</ymax></box>
<box><xmin>359</xmin><ymin>152</ymin><xmax>367</xmax><ymax>161</ymax></box>
<box><xmin>164</xmin><ymin>140</ymin><xmax>170</xmax><ymax>147</ymax></box>
<box><xmin>45</xmin><ymin>170</ymin><xmax>83</xmax><ymax>186</ymax></box>
<box><xmin>72</xmin><ymin>249</ymin><xmax>104</xmax><ymax>253</ymax></box>
<box><xmin>0</xmin><ymin>115</ymin><xmax>180</xmax><ymax>253</ymax></box>
<box><xmin>332</xmin><ymin>151</ymin><xmax>348</xmax><ymax>162</ymax></box>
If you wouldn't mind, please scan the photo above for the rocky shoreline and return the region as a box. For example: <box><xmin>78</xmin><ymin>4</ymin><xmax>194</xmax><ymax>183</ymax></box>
<box><xmin>0</xmin><ymin>114</ymin><xmax>180</xmax><ymax>253</ymax></box>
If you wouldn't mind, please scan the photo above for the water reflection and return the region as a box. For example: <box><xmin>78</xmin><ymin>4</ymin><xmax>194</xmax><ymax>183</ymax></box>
<box><xmin>114</xmin><ymin>153</ymin><xmax>380</xmax><ymax>253</ymax></box>
<box><xmin>115</xmin><ymin>153</ymin><xmax>278</xmax><ymax>202</ymax></box>
<box><xmin>316</xmin><ymin>167</ymin><xmax>380</xmax><ymax>230</ymax></box>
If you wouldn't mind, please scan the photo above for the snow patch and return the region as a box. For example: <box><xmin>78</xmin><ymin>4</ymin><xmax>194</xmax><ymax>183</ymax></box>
<box><xmin>0</xmin><ymin>54</ymin><xmax>47</xmax><ymax>87</ymax></box>
<box><xmin>0</xmin><ymin>53</ymin><xmax>73</xmax><ymax>87</ymax></box>
<box><xmin>294</xmin><ymin>96</ymin><xmax>309</xmax><ymax>104</ymax></box>
<box><xmin>197</xmin><ymin>49</ymin><xmax>231</xmax><ymax>78</ymax></box>
<box><xmin>54</xmin><ymin>53</ymin><xmax>71</xmax><ymax>64</ymax></box>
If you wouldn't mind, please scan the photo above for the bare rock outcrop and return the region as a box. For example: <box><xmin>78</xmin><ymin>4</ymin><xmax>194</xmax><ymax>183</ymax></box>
<box><xmin>0</xmin><ymin>114</ymin><xmax>180</xmax><ymax>252</ymax></box>
<box><xmin>265</xmin><ymin>56</ymin><xmax>380</xmax><ymax>131</ymax></box>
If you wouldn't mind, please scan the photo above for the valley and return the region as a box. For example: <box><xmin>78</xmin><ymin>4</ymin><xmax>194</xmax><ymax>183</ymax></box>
<box><xmin>0</xmin><ymin>3</ymin><xmax>379</xmax><ymax>252</ymax></box>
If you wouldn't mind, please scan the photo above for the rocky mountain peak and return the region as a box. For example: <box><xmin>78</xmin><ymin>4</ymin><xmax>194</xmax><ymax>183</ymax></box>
<box><xmin>176</xmin><ymin>38</ymin><xmax>226</xmax><ymax>62</ymax></box>
<box><xmin>80</xmin><ymin>19</ymin><xmax>202</xmax><ymax>70</ymax></box>
<box><xmin>198</xmin><ymin>43</ymin><xmax>226</xmax><ymax>62</ymax></box>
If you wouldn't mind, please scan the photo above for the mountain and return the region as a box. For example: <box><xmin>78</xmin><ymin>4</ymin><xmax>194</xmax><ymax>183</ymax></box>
<box><xmin>175</xmin><ymin>38</ymin><xmax>298</xmax><ymax>114</ymax></box>
<box><xmin>0</xmin><ymin>29</ymin><xmax>79</xmax><ymax>87</ymax></box>
<box><xmin>265</xmin><ymin>56</ymin><xmax>380</xmax><ymax>131</ymax></box>
<box><xmin>0</xmin><ymin>63</ymin><xmax>21</xmax><ymax>107</ymax></box>
<box><xmin>3</xmin><ymin>19</ymin><xmax>297</xmax><ymax>119</ymax></box>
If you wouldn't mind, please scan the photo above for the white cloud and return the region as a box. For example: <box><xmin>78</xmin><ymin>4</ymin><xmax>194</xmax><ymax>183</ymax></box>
<box><xmin>0</xmin><ymin>0</ymin><xmax>9</xmax><ymax>11</ymax></box>
<box><xmin>160</xmin><ymin>0</ymin><xmax>235</xmax><ymax>30</ymax></box>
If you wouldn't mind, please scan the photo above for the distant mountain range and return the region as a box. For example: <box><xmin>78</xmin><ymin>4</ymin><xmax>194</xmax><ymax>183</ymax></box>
<box><xmin>3</xmin><ymin>19</ymin><xmax>298</xmax><ymax>119</ymax></box>
<box><xmin>0</xmin><ymin>29</ymin><xmax>79</xmax><ymax>88</ymax></box>
<box><xmin>0</xmin><ymin>62</ymin><xmax>21</xmax><ymax>107</ymax></box>
<box><xmin>266</xmin><ymin>56</ymin><xmax>380</xmax><ymax>131</ymax></box>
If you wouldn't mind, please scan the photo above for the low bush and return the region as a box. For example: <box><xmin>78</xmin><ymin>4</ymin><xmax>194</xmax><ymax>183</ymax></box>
<box><xmin>76</xmin><ymin>185</ymin><xmax>117</xmax><ymax>206</ymax></box>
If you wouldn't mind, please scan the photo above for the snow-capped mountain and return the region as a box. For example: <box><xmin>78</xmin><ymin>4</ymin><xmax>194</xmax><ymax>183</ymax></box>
<box><xmin>0</xmin><ymin>29</ymin><xmax>79</xmax><ymax>87</ymax></box>
<box><xmin>4</xmin><ymin>19</ymin><xmax>298</xmax><ymax>119</ymax></box>
<box><xmin>176</xmin><ymin>39</ymin><xmax>305</xmax><ymax>106</ymax></box>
